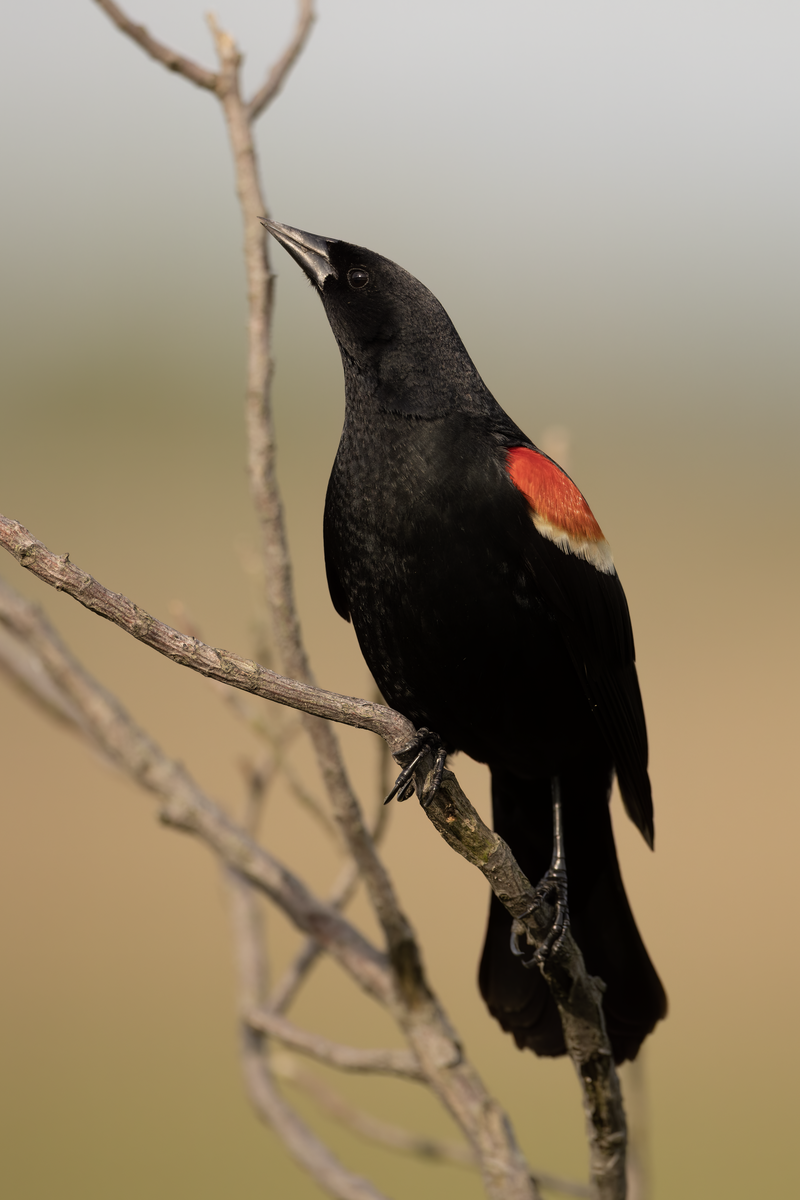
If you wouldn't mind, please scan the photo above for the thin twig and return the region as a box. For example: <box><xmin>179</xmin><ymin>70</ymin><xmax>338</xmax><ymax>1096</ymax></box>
<box><xmin>32</xmin><ymin>8</ymin><xmax>581</xmax><ymax>1199</ymax></box>
<box><xmin>227</xmin><ymin>696</ymin><xmax>339</xmax><ymax>838</ymax></box>
<box><xmin>202</xmin><ymin>16</ymin><xmax>426</xmax><ymax>1003</ymax></box>
<box><xmin>267</xmin><ymin>774</ymin><xmax>393</xmax><ymax>1015</ymax></box>
<box><xmin>0</xmin><ymin>517</ymin><xmax>414</xmax><ymax>752</ymax></box>
<box><xmin>0</xmin><ymin>575</ymin><xmax>392</xmax><ymax>1005</ymax></box>
<box><xmin>268</xmin><ymin>858</ymin><xmax>362</xmax><ymax>1013</ymax></box>
<box><xmin>247</xmin><ymin>1011</ymin><xmax>423</xmax><ymax>1079</ymax></box>
<box><xmin>274</xmin><ymin>1054</ymin><xmax>476</xmax><ymax>1167</ymax></box>
<box><xmin>252</xmin><ymin>769</ymin><xmax>391</xmax><ymax>1014</ymax></box>
<box><xmin>413</xmin><ymin>756</ymin><xmax>627</xmax><ymax>1200</ymax></box>
<box><xmin>621</xmin><ymin>1055</ymin><xmax>650</xmax><ymax>1200</ymax></box>
<box><xmin>0</xmin><ymin>542</ymin><xmax>539</xmax><ymax>1200</ymax></box>
<box><xmin>0</xmin><ymin>616</ymin><xmax>83</xmax><ymax>731</ymax></box>
<box><xmin>92</xmin><ymin>0</ymin><xmax>218</xmax><ymax>90</ymax></box>
<box><xmin>281</xmin><ymin>761</ymin><xmax>342</xmax><ymax>844</ymax></box>
<box><xmin>275</xmin><ymin>1059</ymin><xmax>594</xmax><ymax>1198</ymax></box>
<box><xmin>228</xmin><ymin>870</ymin><xmax>386</xmax><ymax>1200</ymax></box>
<box><xmin>248</xmin><ymin>0</ymin><xmax>316</xmax><ymax>121</ymax></box>
<box><xmin>239</xmin><ymin>754</ymin><xmax>276</xmax><ymax>837</ymax></box>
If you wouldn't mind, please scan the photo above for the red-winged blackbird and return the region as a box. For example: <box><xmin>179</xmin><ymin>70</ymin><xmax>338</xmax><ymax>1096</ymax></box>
<box><xmin>266</xmin><ymin>220</ymin><xmax>667</xmax><ymax>1063</ymax></box>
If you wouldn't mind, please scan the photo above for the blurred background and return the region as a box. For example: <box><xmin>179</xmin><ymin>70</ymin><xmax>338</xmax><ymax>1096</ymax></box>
<box><xmin>1</xmin><ymin>1</ymin><xmax>798</xmax><ymax>1196</ymax></box>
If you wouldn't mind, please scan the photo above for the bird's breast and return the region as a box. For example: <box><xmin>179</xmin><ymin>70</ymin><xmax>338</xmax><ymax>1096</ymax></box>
<box><xmin>323</xmin><ymin>413</ymin><xmax>595</xmax><ymax>770</ymax></box>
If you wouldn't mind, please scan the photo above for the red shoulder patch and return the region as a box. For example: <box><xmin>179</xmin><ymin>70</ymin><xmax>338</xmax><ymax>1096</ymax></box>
<box><xmin>506</xmin><ymin>446</ymin><xmax>604</xmax><ymax>541</ymax></box>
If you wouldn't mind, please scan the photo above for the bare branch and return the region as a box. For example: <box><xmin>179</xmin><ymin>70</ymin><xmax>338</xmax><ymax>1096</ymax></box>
<box><xmin>247</xmin><ymin>1011</ymin><xmax>423</xmax><ymax>1080</ymax></box>
<box><xmin>204</xmin><ymin>3</ymin><xmax>422</xmax><ymax>1009</ymax></box>
<box><xmin>269</xmin><ymin>859</ymin><xmax>362</xmax><ymax>1013</ymax></box>
<box><xmin>621</xmin><ymin>1055</ymin><xmax>651</xmax><ymax>1200</ymax></box>
<box><xmin>0</xmin><ymin>609</ymin><xmax>83</xmax><ymax>732</ymax></box>
<box><xmin>276</xmin><ymin>1059</ymin><xmax>594</xmax><ymax>1197</ymax></box>
<box><xmin>412</xmin><ymin>756</ymin><xmax>626</xmax><ymax>1200</ymax></box>
<box><xmin>0</xmin><ymin>523</ymin><xmax>537</xmax><ymax>1198</ymax></box>
<box><xmin>200</xmin><ymin>6</ymin><xmax>429</xmax><ymax>1041</ymax></box>
<box><xmin>274</xmin><ymin>1055</ymin><xmax>476</xmax><ymax>1167</ymax></box>
<box><xmin>0</xmin><ymin>523</ymin><xmax>444</xmax><ymax>1029</ymax></box>
<box><xmin>92</xmin><ymin>0</ymin><xmax>218</xmax><ymax>90</ymax></box>
<box><xmin>240</xmin><ymin>1036</ymin><xmax>389</xmax><ymax>1200</ymax></box>
<box><xmin>248</xmin><ymin>0</ymin><xmax>316</xmax><ymax>122</ymax></box>
<box><xmin>238</xmin><ymin>754</ymin><xmax>277</xmax><ymax>836</ymax></box>
<box><xmin>0</xmin><ymin>572</ymin><xmax>393</xmax><ymax>1006</ymax></box>
<box><xmin>281</xmin><ymin>760</ymin><xmax>342</xmax><ymax>843</ymax></box>
<box><xmin>0</xmin><ymin>517</ymin><xmax>414</xmax><ymax>753</ymax></box>
<box><xmin>269</xmin><ymin>790</ymin><xmax>391</xmax><ymax>1014</ymax></box>
<box><xmin>29</xmin><ymin>11</ymin><xmax>601</xmax><ymax>1198</ymax></box>
<box><xmin>228</xmin><ymin>872</ymin><xmax>387</xmax><ymax>1200</ymax></box>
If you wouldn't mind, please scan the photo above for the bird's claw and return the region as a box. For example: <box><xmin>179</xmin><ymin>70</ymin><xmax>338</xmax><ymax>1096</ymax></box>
<box><xmin>385</xmin><ymin>728</ymin><xmax>447</xmax><ymax>808</ymax></box>
<box><xmin>510</xmin><ymin>866</ymin><xmax>570</xmax><ymax>968</ymax></box>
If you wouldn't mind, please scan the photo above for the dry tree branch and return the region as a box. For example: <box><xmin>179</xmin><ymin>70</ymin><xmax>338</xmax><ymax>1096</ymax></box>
<box><xmin>199</xmin><ymin>9</ymin><xmax>429</xmax><ymax>1014</ymax></box>
<box><xmin>0</xmin><ymin>522</ymin><xmax>623</xmax><ymax>1198</ymax></box>
<box><xmin>248</xmin><ymin>0</ymin><xmax>316</xmax><ymax>121</ymax></box>
<box><xmin>0</xmin><ymin>516</ymin><xmax>412</xmax><ymax>751</ymax></box>
<box><xmin>93</xmin><ymin>0</ymin><xmax>218</xmax><ymax>89</ymax></box>
<box><xmin>247</xmin><ymin>1011</ymin><xmax>423</xmax><ymax>1080</ymax></box>
<box><xmin>415</xmin><ymin>759</ymin><xmax>627</xmax><ymax>1200</ymax></box>
<box><xmin>228</xmin><ymin>868</ymin><xmax>388</xmax><ymax>1200</ymax></box>
<box><xmin>269</xmin><ymin>791</ymin><xmax>393</xmax><ymax>1014</ymax></box>
<box><xmin>90</xmin><ymin>22</ymin><xmax>515</xmax><ymax>1185</ymax></box>
<box><xmin>1</xmin><ymin>567</ymin><xmax>595</xmax><ymax>1200</ymax></box>
<box><xmin>272</xmin><ymin>1059</ymin><xmax>593</xmax><ymax>1199</ymax></box>
<box><xmin>0</xmin><ymin>522</ymin><xmax>539</xmax><ymax>1199</ymax></box>
<box><xmin>0</xmin><ymin>565</ymin><xmax>392</xmax><ymax>1006</ymax></box>
<box><xmin>273</xmin><ymin>1054</ymin><xmax>477</xmax><ymax>1167</ymax></box>
<box><xmin>9</xmin><ymin>6</ymin><xmax>631</xmax><ymax>1195</ymax></box>
<box><xmin>0</xmin><ymin>615</ymin><xmax>83</xmax><ymax>732</ymax></box>
<box><xmin>268</xmin><ymin>859</ymin><xmax>367</xmax><ymax>1014</ymax></box>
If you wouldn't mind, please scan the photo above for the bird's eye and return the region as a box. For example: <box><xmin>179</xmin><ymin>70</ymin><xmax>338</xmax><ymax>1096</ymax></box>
<box><xmin>347</xmin><ymin>268</ymin><xmax>369</xmax><ymax>289</ymax></box>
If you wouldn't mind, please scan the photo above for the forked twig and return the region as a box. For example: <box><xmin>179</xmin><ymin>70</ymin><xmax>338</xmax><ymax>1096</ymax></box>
<box><xmin>248</xmin><ymin>0</ymin><xmax>316</xmax><ymax>120</ymax></box>
<box><xmin>0</xmin><ymin>558</ymin><xmax>540</xmax><ymax>1199</ymax></box>
<box><xmin>93</xmin><ymin>0</ymin><xmax>218</xmax><ymax>89</ymax></box>
<box><xmin>0</xmin><ymin>524</ymin><xmax>623</xmax><ymax>1197</ymax></box>
<box><xmin>1</xmin><ymin>4</ymin><xmax>634</xmax><ymax>1195</ymax></box>
<box><xmin>228</xmin><ymin>868</ymin><xmax>387</xmax><ymax>1200</ymax></box>
<box><xmin>273</xmin><ymin>1054</ymin><xmax>476</xmax><ymax>1167</ymax></box>
<box><xmin>246</xmin><ymin>1012</ymin><xmax>423</xmax><ymax>1080</ymax></box>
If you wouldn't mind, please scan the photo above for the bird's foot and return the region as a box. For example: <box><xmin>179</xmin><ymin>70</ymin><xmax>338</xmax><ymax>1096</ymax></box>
<box><xmin>385</xmin><ymin>728</ymin><xmax>447</xmax><ymax>809</ymax></box>
<box><xmin>510</xmin><ymin>864</ymin><xmax>570</xmax><ymax>968</ymax></box>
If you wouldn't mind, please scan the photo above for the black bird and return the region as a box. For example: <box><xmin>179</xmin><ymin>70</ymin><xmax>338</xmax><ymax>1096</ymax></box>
<box><xmin>266</xmin><ymin>220</ymin><xmax>667</xmax><ymax>1063</ymax></box>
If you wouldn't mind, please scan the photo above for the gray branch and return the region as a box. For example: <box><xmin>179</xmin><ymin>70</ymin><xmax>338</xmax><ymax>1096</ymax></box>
<box><xmin>92</xmin><ymin>0</ymin><xmax>218</xmax><ymax>90</ymax></box>
<box><xmin>0</xmin><ymin>517</ymin><xmax>625</xmax><ymax>1196</ymax></box>
<box><xmin>0</xmin><ymin>516</ymin><xmax>413</xmax><ymax>751</ymax></box>
<box><xmin>274</xmin><ymin>1055</ymin><xmax>476</xmax><ymax>1167</ymax></box>
<box><xmin>0</xmin><ymin>570</ymin><xmax>392</xmax><ymax>1007</ymax></box>
<box><xmin>228</xmin><ymin>870</ymin><xmax>388</xmax><ymax>1200</ymax></box>
<box><xmin>0</xmin><ymin>560</ymin><xmax>538</xmax><ymax>1199</ymax></box>
<box><xmin>248</xmin><ymin>0</ymin><xmax>316</xmax><ymax>121</ymax></box>
<box><xmin>246</xmin><ymin>1010</ymin><xmax>424</xmax><ymax>1080</ymax></box>
<box><xmin>411</xmin><ymin>757</ymin><xmax>627</xmax><ymax>1200</ymax></box>
<box><xmin>13</xmin><ymin>5</ymin><xmax>626</xmax><ymax>1198</ymax></box>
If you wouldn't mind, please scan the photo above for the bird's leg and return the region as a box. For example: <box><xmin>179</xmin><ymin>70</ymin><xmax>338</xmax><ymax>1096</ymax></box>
<box><xmin>510</xmin><ymin>776</ymin><xmax>570</xmax><ymax>966</ymax></box>
<box><xmin>384</xmin><ymin>728</ymin><xmax>447</xmax><ymax>806</ymax></box>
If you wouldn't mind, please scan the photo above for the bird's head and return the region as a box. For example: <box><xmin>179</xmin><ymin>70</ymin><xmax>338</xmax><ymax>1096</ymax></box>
<box><xmin>264</xmin><ymin>220</ymin><xmax>488</xmax><ymax>417</ymax></box>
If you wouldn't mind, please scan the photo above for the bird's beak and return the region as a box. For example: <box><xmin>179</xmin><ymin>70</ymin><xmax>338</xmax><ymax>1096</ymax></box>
<box><xmin>263</xmin><ymin>220</ymin><xmax>337</xmax><ymax>288</ymax></box>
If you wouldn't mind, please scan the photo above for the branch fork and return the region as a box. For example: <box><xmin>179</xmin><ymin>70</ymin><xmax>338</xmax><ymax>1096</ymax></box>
<box><xmin>2</xmin><ymin>4</ymin><xmax>633</xmax><ymax>1198</ymax></box>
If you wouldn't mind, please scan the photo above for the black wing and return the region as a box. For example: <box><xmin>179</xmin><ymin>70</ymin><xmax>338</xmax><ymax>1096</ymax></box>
<box><xmin>523</xmin><ymin>519</ymin><xmax>654</xmax><ymax>847</ymax></box>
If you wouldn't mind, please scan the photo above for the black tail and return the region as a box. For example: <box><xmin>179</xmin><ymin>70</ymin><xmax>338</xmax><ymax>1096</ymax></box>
<box><xmin>479</xmin><ymin>763</ymin><xmax>667</xmax><ymax>1064</ymax></box>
